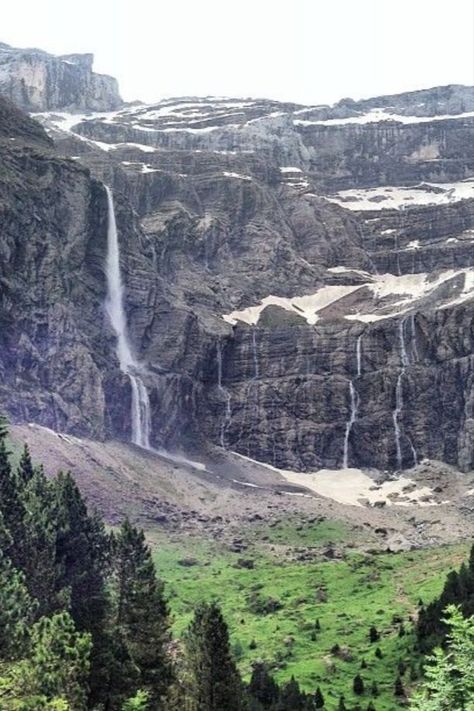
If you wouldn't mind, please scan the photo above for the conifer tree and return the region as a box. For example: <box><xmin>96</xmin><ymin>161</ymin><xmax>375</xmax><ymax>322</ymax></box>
<box><xmin>394</xmin><ymin>675</ymin><xmax>405</xmax><ymax>697</ymax></box>
<box><xmin>185</xmin><ymin>601</ymin><xmax>243</xmax><ymax>711</ymax></box>
<box><xmin>0</xmin><ymin>540</ymin><xmax>35</xmax><ymax>659</ymax></box>
<box><xmin>0</xmin><ymin>422</ymin><xmax>26</xmax><ymax>568</ymax></box>
<box><xmin>353</xmin><ymin>674</ymin><xmax>365</xmax><ymax>695</ymax></box>
<box><xmin>337</xmin><ymin>696</ymin><xmax>346</xmax><ymax>711</ymax></box>
<box><xmin>369</xmin><ymin>626</ymin><xmax>379</xmax><ymax>643</ymax></box>
<box><xmin>314</xmin><ymin>685</ymin><xmax>325</xmax><ymax>708</ymax></box>
<box><xmin>248</xmin><ymin>661</ymin><xmax>279</xmax><ymax>708</ymax></box>
<box><xmin>54</xmin><ymin>472</ymin><xmax>112</xmax><ymax>707</ymax></box>
<box><xmin>17</xmin><ymin>443</ymin><xmax>35</xmax><ymax>486</ymax></box>
<box><xmin>114</xmin><ymin>519</ymin><xmax>172</xmax><ymax>706</ymax></box>
<box><xmin>14</xmin><ymin>611</ymin><xmax>91</xmax><ymax>710</ymax></box>
<box><xmin>21</xmin><ymin>468</ymin><xmax>59</xmax><ymax>615</ymax></box>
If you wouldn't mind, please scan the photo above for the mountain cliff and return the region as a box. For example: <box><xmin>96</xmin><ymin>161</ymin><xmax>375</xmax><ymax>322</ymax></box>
<box><xmin>0</xmin><ymin>42</ymin><xmax>122</xmax><ymax>111</ymax></box>
<box><xmin>2</xmin><ymin>58</ymin><xmax>474</xmax><ymax>474</ymax></box>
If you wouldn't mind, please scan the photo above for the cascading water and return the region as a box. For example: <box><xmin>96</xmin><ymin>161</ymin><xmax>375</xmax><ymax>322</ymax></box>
<box><xmin>216</xmin><ymin>341</ymin><xmax>232</xmax><ymax>448</ymax></box>
<box><xmin>251</xmin><ymin>329</ymin><xmax>259</xmax><ymax>379</ymax></box>
<box><xmin>104</xmin><ymin>185</ymin><xmax>151</xmax><ymax>449</ymax></box>
<box><xmin>343</xmin><ymin>380</ymin><xmax>359</xmax><ymax>468</ymax></box>
<box><xmin>392</xmin><ymin>316</ymin><xmax>417</xmax><ymax>469</ymax></box>
<box><xmin>356</xmin><ymin>334</ymin><xmax>362</xmax><ymax>378</ymax></box>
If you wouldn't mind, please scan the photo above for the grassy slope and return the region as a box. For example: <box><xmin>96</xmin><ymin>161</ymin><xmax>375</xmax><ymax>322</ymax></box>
<box><xmin>151</xmin><ymin>518</ymin><xmax>468</xmax><ymax>711</ymax></box>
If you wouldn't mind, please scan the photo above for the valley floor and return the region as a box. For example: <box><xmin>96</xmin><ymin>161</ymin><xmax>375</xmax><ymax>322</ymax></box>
<box><xmin>8</xmin><ymin>424</ymin><xmax>474</xmax><ymax>708</ymax></box>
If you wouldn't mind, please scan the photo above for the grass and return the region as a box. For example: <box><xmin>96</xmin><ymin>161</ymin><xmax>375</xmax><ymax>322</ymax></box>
<box><xmin>150</xmin><ymin>519</ymin><xmax>468</xmax><ymax>711</ymax></box>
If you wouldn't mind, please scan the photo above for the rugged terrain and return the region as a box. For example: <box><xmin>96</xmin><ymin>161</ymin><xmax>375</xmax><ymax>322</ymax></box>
<box><xmin>2</xmin><ymin>48</ymin><xmax>474</xmax><ymax>510</ymax></box>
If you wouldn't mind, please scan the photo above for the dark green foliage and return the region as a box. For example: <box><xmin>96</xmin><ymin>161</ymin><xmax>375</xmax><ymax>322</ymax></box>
<box><xmin>15</xmin><ymin>611</ymin><xmax>92</xmax><ymax>709</ymax></box>
<box><xmin>370</xmin><ymin>681</ymin><xmax>379</xmax><ymax>697</ymax></box>
<box><xmin>314</xmin><ymin>685</ymin><xmax>324</xmax><ymax>708</ymax></box>
<box><xmin>374</xmin><ymin>647</ymin><xmax>383</xmax><ymax>659</ymax></box>
<box><xmin>337</xmin><ymin>696</ymin><xmax>346</xmax><ymax>711</ymax></box>
<box><xmin>17</xmin><ymin>444</ymin><xmax>35</xmax><ymax>486</ymax></box>
<box><xmin>417</xmin><ymin>542</ymin><xmax>474</xmax><ymax>651</ymax></box>
<box><xmin>113</xmin><ymin>519</ymin><xmax>172</xmax><ymax>706</ymax></box>
<box><xmin>353</xmin><ymin>674</ymin><xmax>365</xmax><ymax>695</ymax></box>
<box><xmin>185</xmin><ymin>601</ymin><xmax>243</xmax><ymax>711</ymax></box>
<box><xmin>394</xmin><ymin>675</ymin><xmax>405</xmax><ymax>697</ymax></box>
<box><xmin>0</xmin><ymin>431</ymin><xmax>26</xmax><ymax>569</ymax></box>
<box><xmin>248</xmin><ymin>661</ymin><xmax>279</xmax><ymax>708</ymax></box>
<box><xmin>275</xmin><ymin>677</ymin><xmax>306</xmax><ymax>711</ymax></box>
<box><xmin>0</xmin><ymin>545</ymin><xmax>35</xmax><ymax>659</ymax></box>
<box><xmin>368</xmin><ymin>625</ymin><xmax>379</xmax><ymax>643</ymax></box>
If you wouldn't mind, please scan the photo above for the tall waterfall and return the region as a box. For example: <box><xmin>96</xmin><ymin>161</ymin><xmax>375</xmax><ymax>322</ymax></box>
<box><xmin>104</xmin><ymin>186</ymin><xmax>151</xmax><ymax>449</ymax></box>
<box><xmin>356</xmin><ymin>334</ymin><xmax>362</xmax><ymax>378</ymax></box>
<box><xmin>392</xmin><ymin>316</ymin><xmax>417</xmax><ymax>469</ymax></box>
<box><xmin>343</xmin><ymin>380</ymin><xmax>359</xmax><ymax>468</ymax></box>
<box><xmin>216</xmin><ymin>341</ymin><xmax>232</xmax><ymax>448</ymax></box>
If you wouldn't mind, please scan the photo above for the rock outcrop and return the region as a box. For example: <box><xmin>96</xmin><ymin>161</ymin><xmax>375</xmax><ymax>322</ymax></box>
<box><xmin>3</xmin><ymin>65</ymin><xmax>474</xmax><ymax>474</ymax></box>
<box><xmin>0</xmin><ymin>42</ymin><xmax>122</xmax><ymax>111</ymax></box>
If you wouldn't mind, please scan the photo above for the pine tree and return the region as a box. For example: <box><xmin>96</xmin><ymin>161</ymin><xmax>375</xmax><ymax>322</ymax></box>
<box><xmin>314</xmin><ymin>685</ymin><xmax>325</xmax><ymax>708</ymax></box>
<box><xmin>185</xmin><ymin>601</ymin><xmax>243</xmax><ymax>711</ymax></box>
<box><xmin>353</xmin><ymin>674</ymin><xmax>365</xmax><ymax>695</ymax></box>
<box><xmin>53</xmin><ymin>472</ymin><xmax>112</xmax><ymax>708</ymax></box>
<box><xmin>394</xmin><ymin>675</ymin><xmax>405</xmax><ymax>697</ymax></box>
<box><xmin>0</xmin><ymin>541</ymin><xmax>35</xmax><ymax>659</ymax></box>
<box><xmin>21</xmin><ymin>468</ymin><xmax>59</xmax><ymax>615</ymax></box>
<box><xmin>14</xmin><ymin>611</ymin><xmax>92</xmax><ymax>710</ymax></box>
<box><xmin>0</xmin><ymin>428</ymin><xmax>26</xmax><ymax>568</ymax></box>
<box><xmin>17</xmin><ymin>443</ymin><xmax>35</xmax><ymax>486</ymax></box>
<box><xmin>337</xmin><ymin>696</ymin><xmax>346</xmax><ymax>711</ymax></box>
<box><xmin>276</xmin><ymin>677</ymin><xmax>305</xmax><ymax>710</ymax></box>
<box><xmin>370</xmin><ymin>680</ymin><xmax>379</xmax><ymax>697</ymax></box>
<box><xmin>113</xmin><ymin>519</ymin><xmax>172</xmax><ymax>706</ymax></box>
<box><xmin>369</xmin><ymin>626</ymin><xmax>379</xmax><ymax>643</ymax></box>
<box><xmin>248</xmin><ymin>661</ymin><xmax>279</xmax><ymax>708</ymax></box>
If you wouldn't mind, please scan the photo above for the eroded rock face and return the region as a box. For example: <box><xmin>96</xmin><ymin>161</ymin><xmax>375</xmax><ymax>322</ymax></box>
<box><xmin>3</xmin><ymin>73</ymin><xmax>474</xmax><ymax>472</ymax></box>
<box><xmin>0</xmin><ymin>43</ymin><xmax>122</xmax><ymax>111</ymax></box>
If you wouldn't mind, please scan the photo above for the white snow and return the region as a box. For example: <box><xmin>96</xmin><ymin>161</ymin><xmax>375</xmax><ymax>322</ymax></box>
<box><xmin>294</xmin><ymin>108</ymin><xmax>474</xmax><ymax>127</ymax></box>
<box><xmin>231</xmin><ymin>453</ymin><xmax>437</xmax><ymax>507</ymax></box>
<box><xmin>325</xmin><ymin>180</ymin><xmax>474</xmax><ymax>211</ymax></box>
<box><xmin>280</xmin><ymin>166</ymin><xmax>303</xmax><ymax>173</ymax></box>
<box><xmin>404</xmin><ymin>240</ymin><xmax>421</xmax><ymax>250</ymax></box>
<box><xmin>223</xmin><ymin>285</ymin><xmax>362</xmax><ymax>326</ymax></box>
<box><xmin>222</xmin><ymin>171</ymin><xmax>252</xmax><ymax>181</ymax></box>
<box><xmin>223</xmin><ymin>269</ymin><xmax>474</xmax><ymax>326</ymax></box>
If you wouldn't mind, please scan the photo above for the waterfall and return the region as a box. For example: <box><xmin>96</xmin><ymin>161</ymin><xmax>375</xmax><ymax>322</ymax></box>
<box><xmin>216</xmin><ymin>341</ymin><xmax>232</xmax><ymax>448</ymax></box>
<box><xmin>392</xmin><ymin>316</ymin><xmax>417</xmax><ymax>469</ymax></box>
<box><xmin>251</xmin><ymin>329</ymin><xmax>259</xmax><ymax>379</ymax></box>
<box><xmin>342</xmin><ymin>380</ymin><xmax>359</xmax><ymax>468</ymax></box>
<box><xmin>392</xmin><ymin>371</ymin><xmax>404</xmax><ymax>469</ymax></box>
<box><xmin>399</xmin><ymin>318</ymin><xmax>410</xmax><ymax>367</ymax></box>
<box><xmin>356</xmin><ymin>334</ymin><xmax>362</xmax><ymax>377</ymax></box>
<box><xmin>104</xmin><ymin>186</ymin><xmax>151</xmax><ymax>449</ymax></box>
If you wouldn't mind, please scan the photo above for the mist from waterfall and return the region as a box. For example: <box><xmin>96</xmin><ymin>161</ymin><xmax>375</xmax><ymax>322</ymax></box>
<box><xmin>104</xmin><ymin>185</ymin><xmax>151</xmax><ymax>449</ymax></box>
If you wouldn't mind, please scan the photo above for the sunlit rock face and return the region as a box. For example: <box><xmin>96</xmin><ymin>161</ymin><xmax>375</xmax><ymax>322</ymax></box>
<box><xmin>3</xmin><ymin>70</ymin><xmax>474</xmax><ymax>471</ymax></box>
<box><xmin>0</xmin><ymin>43</ymin><xmax>122</xmax><ymax>111</ymax></box>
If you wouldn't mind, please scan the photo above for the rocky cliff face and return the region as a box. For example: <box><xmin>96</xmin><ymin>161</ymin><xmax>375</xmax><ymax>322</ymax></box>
<box><xmin>3</xmin><ymin>71</ymin><xmax>474</xmax><ymax>474</ymax></box>
<box><xmin>0</xmin><ymin>43</ymin><xmax>122</xmax><ymax>111</ymax></box>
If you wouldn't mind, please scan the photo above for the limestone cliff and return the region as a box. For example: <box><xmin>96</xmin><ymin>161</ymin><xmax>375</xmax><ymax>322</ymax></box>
<box><xmin>0</xmin><ymin>42</ymin><xmax>122</xmax><ymax>111</ymax></box>
<box><xmin>3</xmin><ymin>70</ymin><xmax>474</xmax><ymax>473</ymax></box>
